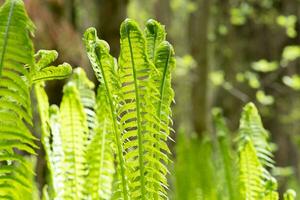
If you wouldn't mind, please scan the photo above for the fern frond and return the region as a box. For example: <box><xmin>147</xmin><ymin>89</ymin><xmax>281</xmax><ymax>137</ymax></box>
<box><xmin>150</xmin><ymin>26</ymin><xmax>175</xmax><ymax>199</ymax></box>
<box><xmin>35</xmin><ymin>81</ymin><xmax>66</xmax><ymax>199</ymax></box>
<box><xmin>262</xmin><ymin>178</ymin><xmax>279</xmax><ymax>200</ymax></box>
<box><xmin>239</xmin><ymin>139</ymin><xmax>264</xmax><ymax>200</ymax></box>
<box><xmin>87</xmin><ymin>84</ymin><xmax>115</xmax><ymax>200</ymax></box>
<box><xmin>71</xmin><ymin>68</ymin><xmax>96</xmax><ymax>140</ymax></box>
<box><xmin>237</xmin><ymin>103</ymin><xmax>280</xmax><ymax>200</ymax></box>
<box><xmin>84</xmin><ymin>27</ymin><xmax>129</xmax><ymax>199</ymax></box>
<box><xmin>145</xmin><ymin>19</ymin><xmax>166</xmax><ymax>62</ymax></box>
<box><xmin>238</xmin><ymin>103</ymin><xmax>274</xmax><ymax>169</ymax></box>
<box><xmin>213</xmin><ymin>108</ymin><xmax>238</xmax><ymax>200</ymax></box>
<box><xmin>48</xmin><ymin>105</ymin><xmax>66</xmax><ymax>199</ymax></box>
<box><xmin>119</xmin><ymin>19</ymin><xmax>166</xmax><ymax>199</ymax></box>
<box><xmin>59</xmin><ymin>83</ymin><xmax>89</xmax><ymax>199</ymax></box>
<box><xmin>31</xmin><ymin>50</ymin><xmax>72</xmax><ymax>83</ymax></box>
<box><xmin>0</xmin><ymin>0</ymin><xmax>35</xmax><ymax>76</ymax></box>
<box><xmin>31</xmin><ymin>63</ymin><xmax>72</xmax><ymax>83</ymax></box>
<box><xmin>0</xmin><ymin>0</ymin><xmax>36</xmax><ymax>198</ymax></box>
<box><xmin>33</xmin><ymin>49</ymin><xmax>72</xmax><ymax>198</ymax></box>
<box><xmin>84</xmin><ymin>19</ymin><xmax>174</xmax><ymax>199</ymax></box>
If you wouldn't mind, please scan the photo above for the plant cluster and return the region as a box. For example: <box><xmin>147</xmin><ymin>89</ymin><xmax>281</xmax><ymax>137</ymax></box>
<box><xmin>174</xmin><ymin>104</ymin><xmax>297</xmax><ymax>200</ymax></box>
<box><xmin>0</xmin><ymin>0</ymin><xmax>297</xmax><ymax>200</ymax></box>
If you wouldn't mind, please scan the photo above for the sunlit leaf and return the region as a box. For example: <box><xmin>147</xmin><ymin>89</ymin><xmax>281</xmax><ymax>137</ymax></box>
<box><xmin>256</xmin><ymin>90</ymin><xmax>274</xmax><ymax>105</ymax></box>
<box><xmin>251</xmin><ymin>59</ymin><xmax>278</xmax><ymax>72</ymax></box>
<box><xmin>283</xmin><ymin>75</ymin><xmax>300</xmax><ymax>90</ymax></box>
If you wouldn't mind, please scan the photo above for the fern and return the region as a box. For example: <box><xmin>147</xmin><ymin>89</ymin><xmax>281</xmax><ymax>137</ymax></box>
<box><xmin>237</xmin><ymin>103</ymin><xmax>279</xmax><ymax>200</ymax></box>
<box><xmin>33</xmin><ymin>49</ymin><xmax>72</xmax><ymax>199</ymax></box>
<box><xmin>118</xmin><ymin>19</ymin><xmax>169</xmax><ymax>199</ymax></box>
<box><xmin>86</xmin><ymin>84</ymin><xmax>115</xmax><ymax>199</ymax></box>
<box><xmin>213</xmin><ymin>108</ymin><xmax>238</xmax><ymax>200</ymax></box>
<box><xmin>71</xmin><ymin>68</ymin><xmax>115</xmax><ymax>199</ymax></box>
<box><xmin>239</xmin><ymin>140</ymin><xmax>265</xmax><ymax>199</ymax></box>
<box><xmin>146</xmin><ymin>20</ymin><xmax>175</xmax><ymax>199</ymax></box>
<box><xmin>37</xmin><ymin>67</ymin><xmax>110</xmax><ymax>199</ymax></box>
<box><xmin>144</xmin><ymin>19</ymin><xmax>166</xmax><ymax>62</ymax></box>
<box><xmin>83</xmin><ymin>18</ymin><xmax>175</xmax><ymax>199</ymax></box>
<box><xmin>237</xmin><ymin>103</ymin><xmax>274</xmax><ymax>170</ymax></box>
<box><xmin>262</xmin><ymin>178</ymin><xmax>279</xmax><ymax>200</ymax></box>
<box><xmin>71</xmin><ymin>68</ymin><xmax>96</xmax><ymax>139</ymax></box>
<box><xmin>59</xmin><ymin>83</ymin><xmax>88</xmax><ymax>199</ymax></box>
<box><xmin>0</xmin><ymin>0</ymin><xmax>36</xmax><ymax>198</ymax></box>
<box><xmin>84</xmin><ymin>28</ymin><xmax>129</xmax><ymax>199</ymax></box>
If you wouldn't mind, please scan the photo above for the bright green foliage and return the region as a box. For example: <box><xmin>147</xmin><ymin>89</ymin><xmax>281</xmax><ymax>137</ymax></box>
<box><xmin>238</xmin><ymin>103</ymin><xmax>274</xmax><ymax>170</ymax></box>
<box><xmin>71</xmin><ymin>68</ymin><xmax>96</xmax><ymax>139</ymax></box>
<box><xmin>36</xmin><ymin>71</ymin><xmax>90</xmax><ymax>199</ymax></box>
<box><xmin>84</xmin><ymin>27</ymin><xmax>129</xmax><ymax>199</ymax></box>
<box><xmin>0</xmin><ymin>0</ymin><xmax>34</xmax><ymax>76</ymax></box>
<box><xmin>237</xmin><ymin>103</ymin><xmax>279</xmax><ymax>200</ymax></box>
<box><xmin>0</xmin><ymin>0</ymin><xmax>36</xmax><ymax>198</ymax></box>
<box><xmin>262</xmin><ymin>178</ymin><xmax>279</xmax><ymax>200</ymax></box>
<box><xmin>118</xmin><ymin>19</ymin><xmax>161</xmax><ymax>199</ymax></box>
<box><xmin>213</xmin><ymin>108</ymin><xmax>238</xmax><ymax>200</ymax></box>
<box><xmin>0</xmin><ymin>0</ymin><xmax>297</xmax><ymax>198</ymax></box>
<box><xmin>59</xmin><ymin>83</ymin><xmax>89</xmax><ymax>199</ymax></box>
<box><xmin>0</xmin><ymin>0</ymin><xmax>72</xmax><ymax>198</ymax></box>
<box><xmin>84</xmin><ymin>18</ymin><xmax>175</xmax><ymax>199</ymax></box>
<box><xmin>33</xmin><ymin>50</ymin><xmax>73</xmax><ymax>199</ymax></box>
<box><xmin>239</xmin><ymin>140</ymin><xmax>265</xmax><ymax>199</ymax></box>
<box><xmin>144</xmin><ymin>19</ymin><xmax>166</xmax><ymax>62</ymax></box>
<box><xmin>86</xmin><ymin>85</ymin><xmax>115</xmax><ymax>200</ymax></box>
<box><xmin>174</xmin><ymin>104</ymin><xmax>296</xmax><ymax>200</ymax></box>
<box><xmin>31</xmin><ymin>50</ymin><xmax>72</xmax><ymax>84</ymax></box>
<box><xmin>36</xmin><ymin>68</ymin><xmax>117</xmax><ymax>200</ymax></box>
<box><xmin>174</xmin><ymin>132</ymin><xmax>218</xmax><ymax>200</ymax></box>
<box><xmin>284</xmin><ymin>189</ymin><xmax>297</xmax><ymax>200</ymax></box>
<box><xmin>146</xmin><ymin>20</ymin><xmax>175</xmax><ymax>200</ymax></box>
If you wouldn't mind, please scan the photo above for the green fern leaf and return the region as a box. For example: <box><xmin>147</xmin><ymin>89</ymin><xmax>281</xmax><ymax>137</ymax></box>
<box><xmin>48</xmin><ymin>105</ymin><xmax>66</xmax><ymax>199</ymax></box>
<box><xmin>119</xmin><ymin>19</ymin><xmax>163</xmax><ymax>199</ymax></box>
<box><xmin>71</xmin><ymin>68</ymin><xmax>96</xmax><ymax>140</ymax></box>
<box><xmin>35</xmin><ymin>83</ymin><xmax>66</xmax><ymax>198</ymax></box>
<box><xmin>0</xmin><ymin>0</ymin><xmax>36</xmax><ymax>198</ymax></box>
<box><xmin>31</xmin><ymin>63</ymin><xmax>72</xmax><ymax>83</ymax></box>
<box><xmin>31</xmin><ymin>50</ymin><xmax>72</xmax><ymax>83</ymax></box>
<box><xmin>145</xmin><ymin>19</ymin><xmax>166</xmax><ymax>62</ymax></box>
<box><xmin>149</xmin><ymin>26</ymin><xmax>175</xmax><ymax>198</ymax></box>
<box><xmin>87</xmin><ymin>84</ymin><xmax>115</xmax><ymax>200</ymax></box>
<box><xmin>262</xmin><ymin>178</ymin><xmax>279</xmax><ymax>200</ymax></box>
<box><xmin>33</xmin><ymin>49</ymin><xmax>73</xmax><ymax>198</ymax></box>
<box><xmin>239</xmin><ymin>140</ymin><xmax>264</xmax><ymax>200</ymax></box>
<box><xmin>238</xmin><ymin>103</ymin><xmax>274</xmax><ymax>169</ymax></box>
<box><xmin>0</xmin><ymin>0</ymin><xmax>35</xmax><ymax>76</ymax></box>
<box><xmin>213</xmin><ymin>108</ymin><xmax>238</xmax><ymax>200</ymax></box>
<box><xmin>84</xmin><ymin>28</ymin><xmax>129</xmax><ymax>199</ymax></box>
<box><xmin>238</xmin><ymin>103</ymin><xmax>280</xmax><ymax>200</ymax></box>
<box><xmin>59</xmin><ymin>83</ymin><xmax>89</xmax><ymax>199</ymax></box>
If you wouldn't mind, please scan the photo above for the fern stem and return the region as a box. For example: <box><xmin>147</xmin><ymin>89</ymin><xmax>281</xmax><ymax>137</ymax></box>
<box><xmin>0</xmin><ymin>0</ymin><xmax>15</xmax><ymax>76</ymax></box>
<box><xmin>126</xmin><ymin>26</ymin><xmax>146</xmax><ymax>199</ymax></box>
<box><xmin>150</xmin><ymin>30</ymin><xmax>157</xmax><ymax>61</ymax></box>
<box><xmin>94</xmin><ymin>48</ymin><xmax>129</xmax><ymax>200</ymax></box>
<box><xmin>153</xmin><ymin>45</ymin><xmax>171</xmax><ymax>200</ymax></box>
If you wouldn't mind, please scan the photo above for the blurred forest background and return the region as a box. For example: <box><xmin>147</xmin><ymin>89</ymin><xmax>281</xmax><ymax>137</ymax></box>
<box><xmin>3</xmin><ymin>0</ymin><xmax>300</xmax><ymax>197</ymax></box>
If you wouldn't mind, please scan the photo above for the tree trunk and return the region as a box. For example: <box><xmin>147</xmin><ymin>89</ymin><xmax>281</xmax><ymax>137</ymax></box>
<box><xmin>95</xmin><ymin>0</ymin><xmax>129</xmax><ymax>57</ymax></box>
<box><xmin>188</xmin><ymin>0</ymin><xmax>211</xmax><ymax>137</ymax></box>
